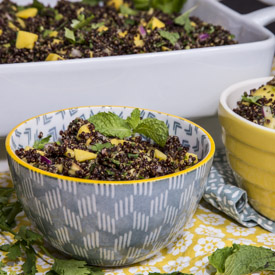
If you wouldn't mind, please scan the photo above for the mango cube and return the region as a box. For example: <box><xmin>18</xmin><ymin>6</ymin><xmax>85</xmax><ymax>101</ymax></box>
<box><xmin>16</xmin><ymin>8</ymin><xmax>38</xmax><ymax>19</ymax></box>
<box><xmin>134</xmin><ymin>34</ymin><xmax>144</xmax><ymax>47</ymax></box>
<box><xmin>118</xmin><ymin>31</ymin><xmax>127</xmax><ymax>38</ymax></box>
<box><xmin>154</xmin><ymin>149</ymin><xmax>167</xmax><ymax>161</ymax></box>
<box><xmin>77</xmin><ymin>124</ymin><xmax>91</xmax><ymax>140</ymax></box>
<box><xmin>0</xmin><ymin>29</ymin><xmax>2</xmax><ymax>36</ymax></box>
<box><xmin>107</xmin><ymin>0</ymin><xmax>123</xmax><ymax>10</ymax></box>
<box><xmin>74</xmin><ymin>149</ymin><xmax>97</xmax><ymax>162</ymax></box>
<box><xmin>185</xmin><ymin>153</ymin><xmax>198</xmax><ymax>164</ymax></box>
<box><xmin>45</xmin><ymin>53</ymin><xmax>64</xmax><ymax>61</ymax></box>
<box><xmin>16</xmin><ymin>31</ymin><xmax>38</xmax><ymax>49</ymax></box>
<box><xmin>49</xmin><ymin>31</ymin><xmax>58</xmax><ymax>37</ymax></box>
<box><xmin>8</xmin><ymin>22</ymin><xmax>19</xmax><ymax>31</ymax></box>
<box><xmin>17</xmin><ymin>18</ymin><xmax>26</xmax><ymax>29</ymax></box>
<box><xmin>65</xmin><ymin>148</ymin><xmax>75</xmax><ymax>158</ymax></box>
<box><xmin>147</xmin><ymin>17</ymin><xmax>165</xmax><ymax>30</ymax></box>
<box><xmin>110</xmin><ymin>139</ymin><xmax>125</xmax><ymax>146</ymax></box>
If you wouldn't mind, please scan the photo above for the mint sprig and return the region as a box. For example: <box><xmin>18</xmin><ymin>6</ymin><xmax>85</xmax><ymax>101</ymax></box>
<box><xmin>174</xmin><ymin>6</ymin><xmax>197</xmax><ymax>33</ymax></box>
<box><xmin>241</xmin><ymin>95</ymin><xmax>262</xmax><ymax>106</ymax></box>
<box><xmin>209</xmin><ymin>244</ymin><xmax>275</xmax><ymax>275</ymax></box>
<box><xmin>88</xmin><ymin>109</ymin><xmax>169</xmax><ymax>147</ymax></box>
<box><xmin>158</xmin><ymin>30</ymin><xmax>180</xmax><ymax>46</ymax></box>
<box><xmin>33</xmin><ymin>135</ymin><xmax>52</xmax><ymax>150</ymax></box>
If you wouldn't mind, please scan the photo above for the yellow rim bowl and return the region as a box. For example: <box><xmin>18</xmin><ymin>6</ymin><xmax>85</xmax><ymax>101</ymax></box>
<box><xmin>219</xmin><ymin>76</ymin><xmax>275</xmax><ymax>220</ymax></box>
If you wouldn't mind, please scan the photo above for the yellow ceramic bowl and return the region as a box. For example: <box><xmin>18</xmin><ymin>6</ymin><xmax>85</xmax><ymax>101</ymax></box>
<box><xmin>219</xmin><ymin>76</ymin><xmax>275</xmax><ymax>220</ymax></box>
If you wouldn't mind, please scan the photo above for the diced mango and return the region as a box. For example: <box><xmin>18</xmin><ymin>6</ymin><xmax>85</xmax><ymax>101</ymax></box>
<box><xmin>0</xmin><ymin>29</ymin><xmax>2</xmax><ymax>36</ymax></box>
<box><xmin>65</xmin><ymin>148</ymin><xmax>75</xmax><ymax>158</ymax></box>
<box><xmin>110</xmin><ymin>139</ymin><xmax>125</xmax><ymax>146</ymax></box>
<box><xmin>16</xmin><ymin>31</ymin><xmax>38</xmax><ymax>49</ymax></box>
<box><xmin>140</xmin><ymin>19</ymin><xmax>147</xmax><ymax>27</ymax></box>
<box><xmin>147</xmin><ymin>17</ymin><xmax>165</xmax><ymax>30</ymax></box>
<box><xmin>49</xmin><ymin>31</ymin><xmax>58</xmax><ymax>37</ymax></box>
<box><xmin>89</xmin><ymin>51</ymin><xmax>94</xmax><ymax>58</ymax></box>
<box><xmin>74</xmin><ymin>149</ymin><xmax>97</xmax><ymax>162</ymax></box>
<box><xmin>154</xmin><ymin>149</ymin><xmax>167</xmax><ymax>161</ymax></box>
<box><xmin>86</xmin><ymin>138</ymin><xmax>93</xmax><ymax>146</ymax></box>
<box><xmin>118</xmin><ymin>30</ymin><xmax>128</xmax><ymax>38</ymax></box>
<box><xmin>55</xmin><ymin>164</ymin><xmax>63</xmax><ymax>173</ymax></box>
<box><xmin>8</xmin><ymin>22</ymin><xmax>19</xmax><ymax>31</ymax></box>
<box><xmin>25</xmin><ymin>146</ymin><xmax>45</xmax><ymax>156</ymax></box>
<box><xmin>107</xmin><ymin>0</ymin><xmax>123</xmax><ymax>10</ymax></box>
<box><xmin>97</xmin><ymin>25</ymin><xmax>108</xmax><ymax>32</ymax></box>
<box><xmin>69</xmin><ymin>162</ymin><xmax>81</xmax><ymax>176</ymax></box>
<box><xmin>77</xmin><ymin>124</ymin><xmax>91</xmax><ymax>140</ymax></box>
<box><xmin>161</xmin><ymin>46</ymin><xmax>171</xmax><ymax>51</ymax></box>
<box><xmin>252</xmin><ymin>85</ymin><xmax>275</xmax><ymax>105</ymax></box>
<box><xmin>77</xmin><ymin>7</ymin><xmax>84</xmax><ymax>16</ymax></box>
<box><xmin>3</xmin><ymin>43</ymin><xmax>10</xmax><ymax>48</ymax></box>
<box><xmin>45</xmin><ymin>53</ymin><xmax>64</xmax><ymax>61</ymax></box>
<box><xmin>185</xmin><ymin>153</ymin><xmax>198</xmax><ymax>164</ymax></box>
<box><xmin>17</xmin><ymin>18</ymin><xmax>26</xmax><ymax>29</ymax></box>
<box><xmin>191</xmin><ymin>21</ymin><xmax>197</xmax><ymax>27</ymax></box>
<box><xmin>52</xmin><ymin>39</ymin><xmax>62</xmax><ymax>45</ymax></box>
<box><xmin>16</xmin><ymin>8</ymin><xmax>38</xmax><ymax>19</ymax></box>
<box><xmin>134</xmin><ymin>34</ymin><xmax>144</xmax><ymax>47</ymax></box>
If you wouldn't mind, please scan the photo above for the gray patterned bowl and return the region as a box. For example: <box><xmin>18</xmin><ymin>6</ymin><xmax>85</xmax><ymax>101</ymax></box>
<box><xmin>6</xmin><ymin>106</ymin><xmax>215</xmax><ymax>267</ymax></box>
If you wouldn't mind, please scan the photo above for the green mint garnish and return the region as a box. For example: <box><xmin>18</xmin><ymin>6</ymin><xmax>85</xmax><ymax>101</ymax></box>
<box><xmin>31</xmin><ymin>0</ymin><xmax>44</xmax><ymax>11</ymax></box>
<box><xmin>174</xmin><ymin>6</ymin><xmax>197</xmax><ymax>33</ymax></box>
<box><xmin>91</xmin><ymin>22</ymin><xmax>105</xmax><ymax>29</ymax></box>
<box><xmin>88</xmin><ymin>109</ymin><xmax>169</xmax><ymax>147</ymax></box>
<box><xmin>89</xmin><ymin>142</ymin><xmax>113</xmax><ymax>152</ymax></box>
<box><xmin>88</xmin><ymin>112</ymin><xmax>132</xmax><ymax>139</ymax></box>
<box><xmin>128</xmin><ymin>153</ymin><xmax>139</xmax><ymax>158</ymax></box>
<box><xmin>126</xmin><ymin>108</ymin><xmax>141</xmax><ymax>129</ymax></box>
<box><xmin>133</xmin><ymin>117</ymin><xmax>169</xmax><ymax>147</ymax></box>
<box><xmin>209</xmin><ymin>244</ymin><xmax>275</xmax><ymax>275</ymax></box>
<box><xmin>120</xmin><ymin>5</ymin><xmax>138</xmax><ymax>15</ymax></box>
<box><xmin>33</xmin><ymin>135</ymin><xmax>51</xmax><ymax>150</ymax></box>
<box><xmin>158</xmin><ymin>30</ymin><xmax>180</xmax><ymax>46</ymax></box>
<box><xmin>73</xmin><ymin>15</ymin><xmax>94</xmax><ymax>30</ymax></box>
<box><xmin>64</xmin><ymin>27</ymin><xmax>75</xmax><ymax>42</ymax></box>
<box><xmin>241</xmin><ymin>95</ymin><xmax>262</xmax><ymax>106</ymax></box>
<box><xmin>81</xmin><ymin>0</ymin><xmax>101</xmax><ymax>6</ymax></box>
<box><xmin>151</xmin><ymin>0</ymin><xmax>187</xmax><ymax>14</ymax></box>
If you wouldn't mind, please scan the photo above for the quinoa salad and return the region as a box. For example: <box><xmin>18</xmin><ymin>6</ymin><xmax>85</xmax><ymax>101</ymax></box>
<box><xmin>233</xmin><ymin>77</ymin><xmax>275</xmax><ymax>129</ymax></box>
<box><xmin>0</xmin><ymin>0</ymin><xmax>237</xmax><ymax>64</ymax></box>
<box><xmin>15</xmin><ymin>109</ymin><xmax>199</xmax><ymax>181</ymax></box>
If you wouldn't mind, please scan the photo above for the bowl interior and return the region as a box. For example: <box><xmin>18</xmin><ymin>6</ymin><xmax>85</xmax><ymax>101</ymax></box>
<box><xmin>7</xmin><ymin>106</ymin><xmax>214</xmax><ymax>181</ymax></box>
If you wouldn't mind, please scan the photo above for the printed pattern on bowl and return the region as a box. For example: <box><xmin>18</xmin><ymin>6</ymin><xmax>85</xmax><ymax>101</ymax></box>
<box><xmin>6</xmin><ymin>106</ymin><xmax>214</xmax><ymax>266</ymax></box>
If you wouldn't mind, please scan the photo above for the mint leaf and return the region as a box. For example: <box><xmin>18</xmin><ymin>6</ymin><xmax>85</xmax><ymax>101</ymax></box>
<box><xmin>158</xmin><ymin>30</ymin><xmax>180</xmax><ymax>46</ymax></box>
<box><xmin>51</xmin><ymin>259</ymin><xmax>99</xmax><ymax>275</ymax></box>
<box><xmin>208</xmin><ymin>245</ymin><xmax>235</xmax><ymax>273</ymax></box>
<box><xmin>88</xmin><ymin>112</ymin><xmax>132</xmax><ymax>139</ymax></box>
<box><xmin>209</xmin><ymin>244</ymin><xmax>275</xmax><ymax>275</ymax></box>
<box><xmin>64</xmin><ymin>28</ymin><xmax>75</xmax><ymax>42</ymax></box>
<box><xmin>71</xmin><ymin>19</ymin><xmax>80</xmax><ymax>29</ymax></box>
<box><xmin>151</xmin><ymin>0</ymin><xmax>187</xmax><ymax>14</ymax></box>
<box><xmin>91</xmin><ymin>22</ymin><xmax>105</xmax><ymax>29</ymax></box>
<box><xmin>174</xmin><ymin>6</ymin><xmax>196</xmax><ymax>33</ymax></box>
<box><xmin>134</xmin><ymin>118</ymin><xmax>169</xmax><ymax>147</ymax></box>
<box><xmin>126</xmin><ymin>108</ymin><xmax>141</xmax><ymax>129</ymax></box>
<box><xmin>6</xmin><ymin>242</ymin><xmax>21</xmax><ymax>261</ymax></box>
<box><xmin>242</xmin><ymin>95</ymin><xmax>262</xmax><ymax>106</ymax></box>
<box><xmin>120</xmin><ymin>5</ymin><xmax>138</xmax><ymax>15</ymax></box>
<box><xmin>82</xmin><ymin>0</ymin><xmax>100</xmax><ymax>6</ymax></box>
<box><xmin>133</xmin><ymin>0</ymin><xmax>150</xmax><ymax>10</ymax></box>
<box><xmin>73</xmin><ymin>15</ymin><xmax>94</xmax><ymax>30</ymax></box>
<box><xmin>89</xmin><ymin>142</ymin><xmax>113</xmax><ymax>152</ymax></box>
<box><xmin>32</xmin><ymin>0</ymin><xmax>44</xmax><ymax>11</ymax></box>
<box><xmin>33</xmin><ymin>135</ymin><xmax>51</xmax><ymax>150</ymax></box>
<box><xmin>22</xmin><ymin>247</ymin><xmax>37</xmax><ymax>275</ymax></box>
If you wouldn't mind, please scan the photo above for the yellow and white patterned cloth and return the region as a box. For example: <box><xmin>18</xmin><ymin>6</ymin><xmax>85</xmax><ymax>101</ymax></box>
<box><xmin>1</xmin><ymin>171</ymin><xmax>275</xmax><ymax>275</ymax></box>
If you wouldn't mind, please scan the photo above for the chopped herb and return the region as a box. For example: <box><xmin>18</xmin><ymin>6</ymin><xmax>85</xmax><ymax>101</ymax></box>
<box><xmin>241</xmin><ymin>95</ymin><xmax>262</xmax><ymax>106</ymax></box>
<box><xmin>31</xmin><ymin>0</ymin><xmax>44</xmax><ymax>11</ymax></box>
<box><xmin>112</xmin><ymin>159</ymin><xmax>121</xmax><ymax>165</ymax></box>
<box><xmin>124</xmin><ymin>18</ymin><xmax>135</xmax><ymax>25</ymax></box>
<box><xmin>174</xmin><ymin>6</ymin><xmax>197</xmax><ymax>33</ymax></box>
<box><xmin>33</xmin><ymin>135</ymin><xmax>51</xmax><ymax>150</ymax></box>
<box><xmin>73</xmin><ymin>14</ymin><xmax>95</xmax><ymax>30</ymax></box>
<box><xmin>106</xmin><ymin>169</ymin><xmax>115</xmax><ymax>175</ymax></box>
<box><xmin>91</xmin><ymin>22</ymin><xmax>105</xmax><ymax>29</ymax></box>
<box><xmin>128</xmin><ymin>153</ymin><xmax>139</xmax><ymax>158</ymax></box>
<box><xmin>151</xmin><ymin>0</ymin><xmax>187</xmax><ymax>14</ymax></box>
<box><xmin>209</xmin><ymin>244</ymin><xmax>275</xmax><ymax>275</ymax></box>
<box><xmin>120</xmin><ymin>5</ymin><xmax>138</xmax><ymax>16</ymax></box>
<box><xmin>89</xmin><ymin>142</ymin><xmax>113</xmax><ymax>152</ymax></box>
<box><xmin>82</xmin><ymin>0</ymin><xmax>101</xmax><ymax>6</ymax></box>
<box><xmin>208</xmin><ymin>25</ymin><xmax>215</xmax><ymax>34</ymax></box>
<box><xmin>64</xmin><ymin>27</ymin><xmax>75</xmax><ymax>42</ymax></box>
<box><xmin>158</xmin><ymin>30</ymin><xmax>180</xmax><ymax>46</ymax></box>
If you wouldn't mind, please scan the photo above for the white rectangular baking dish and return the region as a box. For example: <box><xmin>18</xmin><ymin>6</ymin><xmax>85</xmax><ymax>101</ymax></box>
<box><xmin>0</xmin><ymin>0</ymin><xmax>275</xmax><ymax>136</ymax></box>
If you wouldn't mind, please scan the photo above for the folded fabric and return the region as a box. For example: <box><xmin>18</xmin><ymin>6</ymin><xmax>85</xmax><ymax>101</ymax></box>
<box><xmin>203</xmin><ymin>148</ymin><xmax>275</xmax><ymax>233</ymax></box>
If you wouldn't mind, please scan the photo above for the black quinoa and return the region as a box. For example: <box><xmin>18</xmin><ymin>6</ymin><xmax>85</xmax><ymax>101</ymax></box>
<box><xmin>233</xmin><ymin>77</ymin><xmax>275</xmax><ymax>127</ymax></box>
<box><xmin>0</xmin><ymin>0</ymin><xmax>237</xmax><ymax>64</ymax></box>
<box><xmin>15</xmin><ymin>117</ymin><xmax>198</xmax><ymax>181</ymax></box>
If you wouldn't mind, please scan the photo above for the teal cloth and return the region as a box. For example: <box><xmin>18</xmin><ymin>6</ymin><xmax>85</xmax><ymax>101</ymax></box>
<box><xmin>204</xmin><ymin>149</ymin><xmax>275</xmax><ymax>233</ymax></box>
